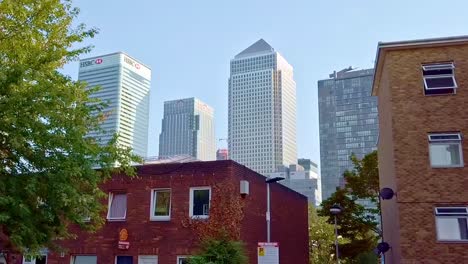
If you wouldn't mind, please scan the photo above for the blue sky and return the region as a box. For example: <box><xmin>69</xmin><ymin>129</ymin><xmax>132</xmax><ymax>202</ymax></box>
<box><xmin>62</xmin><ymin>0</ymin><xmax>468</xmax><ymax>164</ymax></box>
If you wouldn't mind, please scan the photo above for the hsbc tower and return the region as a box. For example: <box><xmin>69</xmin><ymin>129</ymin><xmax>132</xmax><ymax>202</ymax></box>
<box><xmin>78</xmin><ymin>52</ymin><xmax>151</xmax><ymax>158</ymax></box>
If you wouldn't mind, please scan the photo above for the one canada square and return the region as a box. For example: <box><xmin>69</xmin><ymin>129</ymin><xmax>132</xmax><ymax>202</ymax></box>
<box><xmin>78</xmin><ymin>52</ymin><xmax>151</xmax><ymax>158</ymax></box>
<box><xmin>228</xmin><ymin>39</ymin><xmax>297</xmax><ymax>175</ymax></box>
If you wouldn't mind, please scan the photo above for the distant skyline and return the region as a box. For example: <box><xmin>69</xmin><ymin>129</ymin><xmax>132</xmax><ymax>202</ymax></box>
<box><xmin>61</xmin><ymin>0</ymin><xmax>468</xmax><ymax>165</ymax></box>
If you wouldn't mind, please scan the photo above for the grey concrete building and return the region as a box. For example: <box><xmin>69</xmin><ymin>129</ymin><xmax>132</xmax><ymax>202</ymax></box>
<box><xmin>78</xmin><ymin>52</ymin><xmax>151</xmax><ymax>158</ymax></box>
<box><xmin>270</xmin><ymin>163</ymin><xmax>320</xmax><ymax>206</ymax></box>
<box><xmin>228</xmin><ymin>39</ymin><xmax>297</xmax><ymax>175</ymax></box>
<box><xmin>318</xmin><ymin>68</ymin><xmax>378</xmax><ymax>200</ymax></box>
<box><xmin>159</xmin><ymin>97</ymin><xmax>216</xmax><ymax>161</ymax></box>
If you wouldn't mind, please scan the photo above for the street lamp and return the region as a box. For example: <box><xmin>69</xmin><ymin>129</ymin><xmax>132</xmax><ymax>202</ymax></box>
<box><xmin>265</xmin><ymin>176</ymin><xmax>285</xmax><ymax>242</ymax></box>
<box><xmin>330</xmin><ymin>204</ymin><xmax>343</xmax><ymax>264</ymax></box>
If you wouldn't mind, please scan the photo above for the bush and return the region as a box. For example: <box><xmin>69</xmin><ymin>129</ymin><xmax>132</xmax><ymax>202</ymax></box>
<box><xmin>189</xmin><ymin>234</ymin><xmax>248</xmax><ymax>264</ymax></box>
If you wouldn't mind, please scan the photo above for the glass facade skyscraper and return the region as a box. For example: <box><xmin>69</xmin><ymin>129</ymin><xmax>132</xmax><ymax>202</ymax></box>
<box><xmin>159</xmin><ymin>97</ymin><xmax>216</xmax><ymax>161</ymax></box>
<box><xmin>228</xmin><ymin>39</ymin><xmax>297</xmax><ymax>175</ymax></box>
<box><xmin>78</xmin><ymin>52</ymin><xmax>151</xmax><ymax>158</ymax></box>
<box><xmin>318</xmin><ymin>68</ymin><xmax>378</xmax><ymax>200</ymax></box>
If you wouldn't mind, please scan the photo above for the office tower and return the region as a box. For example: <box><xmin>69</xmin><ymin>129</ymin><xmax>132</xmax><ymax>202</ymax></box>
<box><xmin>228</xmin><ymin>39</ymin><xmax>297</xmax><ymax>175</ymax></box>
<box><xmin>270</xmin><ymin>163</ymin><xmax>320</xmax><ymax>206</ymax></box>
<box><xmin>374</xmin><ymin>36</ymin><xmax>468</xmax><ymax>263</ymax></box>
<box><xmin>298</xmin><ymin>158</ymin><xmax>319</xmax><ymax>179</ymax></box>
<box><xmin>78</xmin><ymin>52</ymin><xmax>151</xmax><ymax>158</ymax></box>
<box><xmin>298</xmin><ymin>158</ymin><xmax>321</xmax><ymax>204</ymax></box>
<box><xmin>159</xmin><ymin>97</ymin><xmax>216</xmax><ymax>161</ymax></box>
<box><xmin>216</xmin><ymin>149</ymin><xmax>229</xmax><ymax>160</ymax></box>
<box><xmin>318</xmin><ymin>68</ymin><xmax>378</xmax><ymax>200</ymax></box>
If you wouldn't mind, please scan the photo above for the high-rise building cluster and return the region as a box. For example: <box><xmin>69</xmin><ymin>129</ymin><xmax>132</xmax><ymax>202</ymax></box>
<box><xmin>56</xmin><ymin>30</ymin><xmax>468</xmax><ymax>264</ymax></box>
<box><xmin>79</xmin><ymin>39</ymin><xmax>320</xmax><ymax>206</ymax></box>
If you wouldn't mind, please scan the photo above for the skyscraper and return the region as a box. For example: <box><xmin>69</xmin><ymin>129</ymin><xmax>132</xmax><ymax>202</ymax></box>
<box><xmin>78</xmin><ymin>52</ymin><xmax>151</xmax><ymax>158</ymax></box>
<box><xmin>159</xmin><ymin>97</ymin><xmax>216</xmax><ymax>161</ymax></box>
<box><xmin>228</xmin><ymin>39</ymin><xmax>297</xmax><ymax>176</ymax></box>
<box><xmin>318</xmin><ymin>68</ymin><xmax>378</xmax><ymax>200</ymax></box>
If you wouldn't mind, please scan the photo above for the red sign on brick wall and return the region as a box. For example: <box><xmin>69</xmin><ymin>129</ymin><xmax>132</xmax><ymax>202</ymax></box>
<box><xmin>118</xmin><ymin>229</ymin><xmax>130</xmax><ymax>250</ymax></box>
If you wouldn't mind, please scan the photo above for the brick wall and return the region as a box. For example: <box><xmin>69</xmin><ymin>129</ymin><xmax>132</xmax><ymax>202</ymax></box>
<box><xmin>377</xmin><ymin>43</ymin><xmax>468</xmax><ymax>263</ymax></box>
<box><xmin>45</xmin><ymin>160</ymin><xmax>308</xmax><ymax>264</ymax></box>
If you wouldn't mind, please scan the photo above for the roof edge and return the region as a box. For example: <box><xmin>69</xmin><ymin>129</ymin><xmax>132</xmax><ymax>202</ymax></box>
<box><xmin>372</xmin><ymin>35</ymin><xmax>468</xmax><ymax>96</ymax></box>
<box><xmin>377</xmin><ymin>35</ymin><xmax>468</xmax><ymax>50</ymax></box>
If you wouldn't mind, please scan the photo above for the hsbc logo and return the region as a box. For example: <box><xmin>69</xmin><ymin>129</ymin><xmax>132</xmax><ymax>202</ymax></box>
<box><xmin>124</xmin><ymin>56</ymin><xmax>141</xmax><ymax>70</ymax></box>
<box><xmin>80</xmin><ymin>58</ymin><xmax>103</xmax><ymax>67</ymax></box>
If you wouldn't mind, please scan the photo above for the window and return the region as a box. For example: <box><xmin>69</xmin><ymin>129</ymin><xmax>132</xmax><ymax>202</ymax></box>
<box><xmin>189</xmin><ymin>187</ymin><xmax>211</xmax><ymax>219</ymax></box>
<box><xmin>150</xmin><ymin>189</ymin><xmax>171</xmax><ymax>221</ymax></box>
<box><xmin>116</xmin><ymin>256</ymin><xmax>133</xmax><ymax>264</ymax></box>
<box><xmin>428</xmin><ymin>133</ymin><xmax>463</xmax><ymax>167</ymax></box>
<box><xmin>176</xmin><ymin>256</ymin><xmax>189</xmax><ymax>264</ymax></box>
<box><xmin>422</xmin><ymin>62</ymin><xmax>457</xmax><ymax>95</ymax></box>
<box><xmin>23</xmin><ymin>256</ymin><xmax>46</xmax><ymax>264</ymax></box>
<box><xmin>72</xmin><ymin>256</ymin><xmax>97</xmax><ymax>264</ymax></box>
<box><xmin>138</xmin><ymin>255</ymin><xmax>158</xmax><ymax>264</ymax></box>
<box><xmin>107</xmin><ymin>193</ymin><xmax>127</xmax><ymax>220</ymax></box>
<box><xmin>435</xmin><ymin>207</ymin><xmax>468</xmax><ymax>241</ymax></box>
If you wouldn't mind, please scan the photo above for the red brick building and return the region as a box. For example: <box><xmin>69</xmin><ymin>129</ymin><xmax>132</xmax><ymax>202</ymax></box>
<box><xmin>373</xmin><ymin>36</ymin><xmax>468</xmax><ymax>263</ymax></box>
<box><xmin>25</xmin><ymin>160</ymin><xmax>307</xmax><ymax>264</ymax></box>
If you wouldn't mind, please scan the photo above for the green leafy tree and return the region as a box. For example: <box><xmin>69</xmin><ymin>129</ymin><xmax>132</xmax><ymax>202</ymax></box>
<box><xmin>319</xmin><ymin>151</ymin><xmax>380</xmax><ymax>262</ymax></box>
<box><xmin>343</xmin><ymin>151</ymin><xmax>379</xmax><ymax>202</ymax></box>
<box><xmin>0</xmin><ymin>0</ymin><xmax>138</xmax><ymax>254</ymax></box>
<box><xmin>188</xmin><ymin>233</ymin><xmax>248</xmax><ymax>264</ymax></box>
<box><xmin>309</xmin><ymin>205</ymin><xmax>335</xmax><ymax>264</ymax></box>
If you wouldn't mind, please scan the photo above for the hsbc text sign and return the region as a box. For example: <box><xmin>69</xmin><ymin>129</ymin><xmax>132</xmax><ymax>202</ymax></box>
<box><xmin>80</xmin><ymin>58</ymin><xmax>103</xmax><ymax>68</ymax></box>
<box><xmin>124</xmin><ymin>56</ymin><xmax>141</xmax><ymax>70</ymax></box>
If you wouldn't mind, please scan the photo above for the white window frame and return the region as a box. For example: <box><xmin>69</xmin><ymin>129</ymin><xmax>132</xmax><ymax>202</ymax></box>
<box><xmin>176</xmin><ymin>256</ymin><xmax>189</xmax><ymax>264</ymax></box>
<box><xmin>150</xmin><ymin>189</ymin><xmax>171</xmax><ymax>221</ymax></box>
<box><xmin>70</xmin><ymin>255</ymin><xmax>97</xmax><ymax>264</ymax></box>
<box><xmin>138</xmin><ymin>255</ymin><xmax>158</xmax><ymax>264</ymax></box>
<box><xmin>107</xmin><ymin>192</ymin><xmax>127</xmax><ymax>221</ymax></box>
<box><xmin>428</xmin><ymin>133</ymin><xmax>463</xmax><ymax>168</ymax></box>
<box><xmin>422</xmin><ymin>62</ymin><xmax>457</xmax><ymax>92</ymax></box>
<box><xmin>23</xmin><ymin>255</ymin><xmax>47</xmax><ymax>264</ymax></box>
<box><xmin>435</xmin><ymin>207</ymin><xmax>468</xmax><ymax>242</ymax></box>
<box><xmin>189</xmin><ymin>187</ymin><xmax>211</xmax><ymax>219</ymax></box>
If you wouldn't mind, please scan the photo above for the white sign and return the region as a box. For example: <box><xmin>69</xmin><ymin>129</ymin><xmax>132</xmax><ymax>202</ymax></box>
<box><xmin>258</xmin><ymin>242</ymin><xmax>279</xmax><ymax>264</ymax></box>
<box><xmin>79</xmin><ymin>53</ymin><xmax>151</xmax><ymax>80</ymax></box>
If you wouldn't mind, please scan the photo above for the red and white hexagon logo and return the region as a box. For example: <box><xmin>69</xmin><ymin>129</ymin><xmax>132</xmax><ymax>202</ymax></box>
<box><xmin>95</xmin><ymin>58</ymin><xmax>103</xmax><ymax>64</ymax></box>
<box><xmin>135</xmin><ymin>63</ymin><xmax>141</xmax><ymax>69</ymax></box>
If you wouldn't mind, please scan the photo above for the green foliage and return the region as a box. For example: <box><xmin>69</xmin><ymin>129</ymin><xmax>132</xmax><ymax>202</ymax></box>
<box><xmin>189</xmin><ymin>233</ymin><xmax>248</xmax><ymax>264</ymax></box>
<box><xmin>344</xmin><ymin>151</ymin><xmax>379</xmax><ymax>202</ymax></box>
<box><xmin>351</xmin><ymin>251</ymin><xmax>379</xmax><ymax>264</ymax></box>
<box><xmin>318</xmin><ymin>151</ymin><xmax>380</xmax><ymax>262</ymax></box>
<box><xmin>0</xmin><ymin>0</ymin><xmax>138</xmax><ymax>254</ymax></box>
<box><xmin>308</xmin><ymin>205</ymin><xmax>336</xmax><ymax>264</ymax></box>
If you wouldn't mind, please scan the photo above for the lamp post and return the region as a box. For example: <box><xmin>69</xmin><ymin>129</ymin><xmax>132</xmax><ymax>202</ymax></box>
<box><xmin>330</xmin><ymin>204</ymin><xmax>343</xmax><ymax>264</ymax></box>
<box><xmin>265</xmin><ymin>176</ymin><xmax>285</xmax><ymax>242</ymax></box>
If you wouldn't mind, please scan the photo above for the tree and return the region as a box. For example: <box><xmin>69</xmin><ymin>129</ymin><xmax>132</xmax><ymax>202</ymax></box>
<box><xmin>308</xmin><ymin>205</ymin><xmax>335</xmax><ymax>264</ymax></box>
<box><xmin>0</xmin><ymin>0</ymin><xmax>137</xmax><ymax>254</ymax></box>
<box><xmin>188</xmin><ymin>233</ymin><xmax>248</xmax><ymax>264</ymax></box>
<box><xmin>343</xmin><ymin>151</ymin><xmax>379</xmax><ymax>202</ymax></box>
<box><xmin>318</xmin><ymin>151</ymin><xmax>380</xmax><ymax>262</ymax></box>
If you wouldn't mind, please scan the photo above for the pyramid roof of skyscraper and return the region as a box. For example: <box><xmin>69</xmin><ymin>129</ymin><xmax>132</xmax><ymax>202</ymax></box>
<box><xmin>235</xmin><ymin>39</ymin><xmax>275</xmax><ymax>58</ymax></box>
